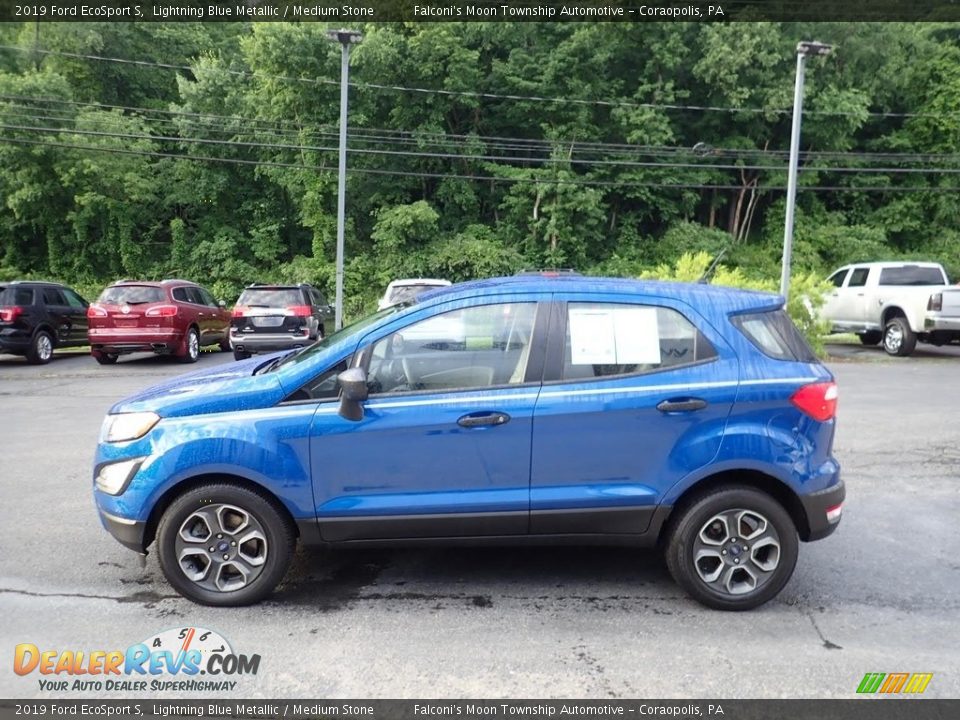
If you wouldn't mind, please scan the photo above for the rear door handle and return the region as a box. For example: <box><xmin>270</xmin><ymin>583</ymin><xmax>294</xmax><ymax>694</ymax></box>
<box><xmin>457</xmin><ymin>412</ymin><xmax>511</xmax><ymax>428</ymax></box>
<box><xmin>656</xmin><ymin>398</ymin><xmax>708</xmax><ymax>413</ymax></box>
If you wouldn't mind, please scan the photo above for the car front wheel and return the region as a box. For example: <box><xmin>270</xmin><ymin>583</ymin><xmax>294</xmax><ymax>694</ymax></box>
<box><xmin>156</xmin><ymin>483</ymin><xmax>295</xmax><ymax>606</ymax></box>
<box><xmin>664</xmin><ymin>486</ymin><xmax>799</xmax><ymax>611</ymax></box>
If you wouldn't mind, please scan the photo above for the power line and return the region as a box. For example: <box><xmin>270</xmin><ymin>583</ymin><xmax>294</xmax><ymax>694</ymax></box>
<box><xmin>2</xmin><ymin>134</ymin><xmax>958</xmax><ymax>193</ymax></box>
<box><xmin>3</xmin><ymin>44</ymin><xmax>958</xmax><ymax>120</ymax></box>
<box><xmin>6</xmin><ymin>93</ymin><xmax>960</xmax><ymax>165</ymax></box>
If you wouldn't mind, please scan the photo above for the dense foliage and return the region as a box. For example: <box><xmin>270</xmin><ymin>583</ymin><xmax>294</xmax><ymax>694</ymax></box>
<box><xmin>1</xmin><ymin>21</ymin><xmax>958</xmax><ymax>318</ymax></box>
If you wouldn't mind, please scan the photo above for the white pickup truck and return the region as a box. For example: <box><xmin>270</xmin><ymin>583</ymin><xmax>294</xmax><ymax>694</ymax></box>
<box><xmin>822</xmin><ymin>261</ymin><xmax>960</xmax><ymax>356</ymax></box>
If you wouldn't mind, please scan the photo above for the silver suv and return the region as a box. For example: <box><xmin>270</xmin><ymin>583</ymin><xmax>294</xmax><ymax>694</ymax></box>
<box><xmin>229</xmin><ymin>283</ymin><xmax>334</xmax><ymax>360</ymax></box>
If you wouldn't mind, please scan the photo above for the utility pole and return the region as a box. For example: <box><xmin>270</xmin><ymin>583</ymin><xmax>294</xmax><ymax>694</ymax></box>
<box><xmin>780</xmin><ymin>40</ymin><xmax>833</xmax><ymax>300</ymax></box>
<box><xmin>325</xmin><ymin>29</ymin><xmax>362</xmax><ymax>330</ymax></box>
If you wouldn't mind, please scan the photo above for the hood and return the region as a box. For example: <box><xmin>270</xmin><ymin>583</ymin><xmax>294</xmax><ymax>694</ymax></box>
<box><xmin>109</xmin><ymin>354</ymin><xmax>289</xmax><ymax>418</ymax></box>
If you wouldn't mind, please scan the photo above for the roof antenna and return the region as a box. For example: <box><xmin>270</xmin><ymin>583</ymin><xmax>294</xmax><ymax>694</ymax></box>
<box><xmin>698</xmin><ymin>248</ymin><xmax>728</xmax><ymax>284</ymax></box>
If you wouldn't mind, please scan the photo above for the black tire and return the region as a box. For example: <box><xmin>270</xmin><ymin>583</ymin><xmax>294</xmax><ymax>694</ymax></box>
<box><xmin>233</xmin><ymin>348</ymin><xmax>251</xmax><ymax>361</ymax></box>
<box><xmin>92</xmin><ymin>350</ymin><xmax>118</xmax><ymax>365</ymax></box>
<box><xmin>178</xmin><ymin>327</ymin><xmax>200</xmax><ymax>363</ymax></box>
<box><xmin>664</xmin><ymin>486</ymin><xmax>799</xmax><ymax>611</ymax></box>
<box><xmin>882</xmin><ymin>316</ymin><xmax>917</xmax><ymax>357</ymax></box>
<box><xmin>156</xmin><ymin>483</ymin><xmax>296</xmax><ymax>606</ymax></box>
<box><xmin>857</xmin><ymin>331</ymin><xmax>882</xmax><ymax>346</ymax></box>
<box><xmin>219</xmin><ymin>337</ymin><xmax>231</xmax><ymax>352</ymax></box>
<box><xmin>26</xmin><ymin>330</ymin><xmax>54</xmax><ymax>365</ymax></box>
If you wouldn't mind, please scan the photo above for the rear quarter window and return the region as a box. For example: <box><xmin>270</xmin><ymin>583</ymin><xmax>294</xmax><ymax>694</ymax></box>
<box><xmin>878</xmin><ymin>266</ymin><xmax>945</xmax><ymax>286</ymax></box>
<box><xmin>0</xmin><ymin>287</ymin><xmax>34</xmax><ymax>305</ymax></box>
<box><xmin>731</xmin><ymin>310</ymin><xmax>816</xmax><ymax>362</ymax></box>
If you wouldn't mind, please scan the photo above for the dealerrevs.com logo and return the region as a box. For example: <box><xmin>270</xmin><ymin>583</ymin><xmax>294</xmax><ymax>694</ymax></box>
<box><xmin>14</xmin><ymin>627</ymin><xmax>259</xmax><ymax>692</ymax></box>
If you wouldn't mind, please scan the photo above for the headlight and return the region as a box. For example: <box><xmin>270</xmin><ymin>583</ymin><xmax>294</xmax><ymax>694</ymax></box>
<box><xmin>95</xmin><ymin>457</ymin><xmax>145</xmax><ymax>495</ymax></box>
<box><xmin>101</xmin><ymin>412</ymin><xmax>160</xmax><ymax>443</ymax></box>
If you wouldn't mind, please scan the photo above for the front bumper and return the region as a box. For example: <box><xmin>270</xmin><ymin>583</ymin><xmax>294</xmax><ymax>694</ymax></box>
<box><xmin>799</xmin><ymin>479</ymin><xmax>845</xmax><ymax>541</ymax></box>
<box><xmin>98</xmin><ymin>508</ymin><xmax>148</xmax><ymax>553</ymax></box>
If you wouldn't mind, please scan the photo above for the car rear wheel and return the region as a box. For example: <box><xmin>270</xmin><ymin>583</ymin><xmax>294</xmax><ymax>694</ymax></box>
<box><xmin>233</xmin><ymin>348</ymin><xmax>251</xmax><ymax>361</ymax></box>
<box><xmin>178</xmin><ymin>327</ymin><xmax>200</xmax><ymax>363</ymax></box>
<box><xmin>664</xmin><ymin>486</ymin><xmax>798</xmax><ymax>611</ymax></box>
<box><xmin>857</xmin><ymin>331</ymin><xmax>882</xmax><ymax>346</ymax></box>
<box><xmin>882</xmin><ymin>316</ymin><xmax>916</xmax><ymax>357</ymax></box>
<box><xmin>92</xmin><ymin>350</ymin><xmax>118</xmax><ymax>365</ymax></box>
<box><xmin>26</xmin><ymin>330</ymin><xmax>54</xmax><ymax>365</ymax></box>
<box><xmin>156</xmin><ymin>483</ymin><xmax>295</xmax><ymax>606</ymax></box>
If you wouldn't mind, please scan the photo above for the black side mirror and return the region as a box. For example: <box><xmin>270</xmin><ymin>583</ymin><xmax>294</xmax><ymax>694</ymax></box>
<box><xmin>338</xmin><ymin>367</ymin><xmax>369</xmax><ymax>421</ymax></box>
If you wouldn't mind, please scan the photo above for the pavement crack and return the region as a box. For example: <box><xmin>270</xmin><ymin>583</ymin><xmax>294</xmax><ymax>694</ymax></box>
<box><xmin>805</xmin><ymin>610</ymin><xmax>843</xmax><ymax>650</ymax></box>
<box><xmin>0</xmin><ymin>587</ymin><xmax>178</xmax><ymax>606</ymax></box>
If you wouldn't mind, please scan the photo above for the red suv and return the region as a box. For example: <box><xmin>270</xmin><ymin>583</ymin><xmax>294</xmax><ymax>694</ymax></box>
<box><xmin>87</xmin><ymin>280</ymin><xmax>231</xmax><ymax>365</ymax></box>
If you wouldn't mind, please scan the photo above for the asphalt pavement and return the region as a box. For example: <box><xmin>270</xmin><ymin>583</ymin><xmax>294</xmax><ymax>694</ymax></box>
<box><xmin>0</xmin><ymin>346</ymin><xmax>957</xmax><ymax>699</ymax></box>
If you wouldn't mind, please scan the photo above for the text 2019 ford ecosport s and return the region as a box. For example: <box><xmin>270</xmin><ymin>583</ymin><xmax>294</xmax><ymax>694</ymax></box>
<box><xmin>93</xmin><ymin>275</ymin><xmax>843</xmax><ymax>610</ymax></box>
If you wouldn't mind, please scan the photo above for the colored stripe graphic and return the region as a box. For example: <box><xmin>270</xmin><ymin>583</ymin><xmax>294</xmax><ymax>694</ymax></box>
<box><xmin>903</xmin><ymin>673</ymin><xmax>934</xmax><ymax>694</ymax></box>
<box><xmin>857</xmin><ymin>672</ymin><xmax>933</xmax><ymax>694</ymax></box>
<box><xmin>880</xmin><ymin>673</ymin><xmax>910</xmax><ymax>693</ymax></box>
<box><xmin>857</xmin><ymin>673</ymin><xmax>885</xmax><ymax>693</ymax></box>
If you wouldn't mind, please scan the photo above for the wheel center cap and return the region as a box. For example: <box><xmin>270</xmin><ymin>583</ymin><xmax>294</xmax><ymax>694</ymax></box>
<box><xmin>728</xmin><ymin>543</ymin><xmax>742</xmax><ymax>557</ymax></box>
<box><xmin>217</xmin><ymin>541</ymin><xmax>229</xmax><ymax>552</ymax></box>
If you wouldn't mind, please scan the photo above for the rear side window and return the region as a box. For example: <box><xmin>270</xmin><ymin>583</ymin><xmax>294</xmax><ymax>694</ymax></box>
<box><xmin>847</xmin><ymin>268</ymin><xmax>870</xmax><ymax>287</ymax></box>
<box><xmin>732</xmin><ymin>310</ymin><xmax>816</xmax><ymax>362</ymax></box>
<box><xmin>237</xmin><ymin>288</ymin><xmax>303</xmax><ymax>307</ymax></box>
<box><xmin>98</xmin><ymin>285</ymin><xmax>164</xmax><ymax>304</ymax></box>
<box><xmin>562</xmin><ymin>303</ymin><xmax>717</xmax><ymax>380</ymax></box>
<box><xmin>0</xmin><ymin>287</ymin><xmax>34</xmax><ymax>305</ymax></box>
<box><xmin>878</xmin><ymin>266</ymin><xmax>945</xmax><ymax>286</ymax></box>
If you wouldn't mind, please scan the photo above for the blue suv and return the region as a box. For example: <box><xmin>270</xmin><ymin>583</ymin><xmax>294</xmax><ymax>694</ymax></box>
<box><xmin>93</xmin><ymin>276</ymin><xmax>843</xmax><ymax>610</ymax></box>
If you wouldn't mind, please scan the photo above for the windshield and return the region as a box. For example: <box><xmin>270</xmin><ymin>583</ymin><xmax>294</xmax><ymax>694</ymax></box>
<box><xmin>98</xmin><ymin>285</ymin><xmax>165</xmax><ymax>304</ymax></box>
<box><xmin>270</xmin><ymin>303</ymin><xmax>410</xmax><ymax>371</ymax></box>
<box><xmin>387</xmin><ymin>284</ymin><xmax>442</xmax><ymax>305</ymax></box>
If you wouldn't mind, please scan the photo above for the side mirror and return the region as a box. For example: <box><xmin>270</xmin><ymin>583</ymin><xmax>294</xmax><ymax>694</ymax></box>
<box><xmin>337</xmin><ymin>367</ymin><xmax>368</xmax><ymax>421</ymax></box>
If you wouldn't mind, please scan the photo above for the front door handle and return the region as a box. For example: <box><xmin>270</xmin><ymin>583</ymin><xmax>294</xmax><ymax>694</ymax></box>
<box><xmin>656</xmin><ymin>398</ymin><xmax>708</xmax><ymax>413</ymax></box>
<box><xmin>457</xmin><ymin>411</ymin><xmax>511</xmax><ymax>428</ymax></box>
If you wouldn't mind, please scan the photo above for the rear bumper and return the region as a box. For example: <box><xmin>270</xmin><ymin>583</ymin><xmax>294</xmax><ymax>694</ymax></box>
<box><xmin>98</xmin><ymin>508</ymin><xmax>148</xmax><ymax>554</ymax></box>
<box><xmin>799</xmin><ymin>479</ymin><xmax>845</xmax><ymax>542</ymax></box>
<box><xmin>0</xmin><ymin>331</ymin><xmax>31</xmax><ymax>353</ymax></box>
<box><xmin>89</xmin><ymin>327</ymin><xmax>183</xmax><ymax>354</ymax></box>
<box><xmin>924</xmin><ymin>315</ymin><xmax>960</xmax><ymax>332</ymax></box>
<box><xmin>230</xmin><ymin>330</ymin><xmax>312</xmax><ymax>353</ymax></box>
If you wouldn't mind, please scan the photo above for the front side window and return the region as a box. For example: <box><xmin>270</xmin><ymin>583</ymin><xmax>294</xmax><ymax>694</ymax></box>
<box><xmin>561</xmin><ymin>303</ymin><xmax>717</xmax><ymax>380</ymax></box>
<box><xmin>828</xmin><ymin>269</ymin><xmax>849</xmax><ymax>287</ymax></box>
<box><xmin>62</xmin><ymin>289</ymin><xmax>87</xmax><ymax>308</ymax></box>
<box><xmin>367</xmin><ymin>303</ymin><xmax>539</xmax><ymax>394</ymax></box>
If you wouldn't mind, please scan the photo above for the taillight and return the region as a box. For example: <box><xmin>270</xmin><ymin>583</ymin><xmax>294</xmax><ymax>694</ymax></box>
<box><xmin>87</xmin><ymin>305</ymin><xmax>108</xmax><ymax>318</ymax></box>
<box><xmin>287</xmin><ymin>305</ymin><xmax>312</xmax><ymax>317</ymax></box>
<box><xmin>231</xmin><ymin>305</ymin><xmax>249</xmax><ymax>318</ymax></box>
<box><xmin>145</xmin><ymin>304</ymin><xmax>178</xmax><ymax>317</ymax></box>
<box><xmin>790</xmin><ymin>382</ymin><xmax>838</xmax><ymax>422</ymax></box>
<box><xmin>0</xmin><ymin>306</ymin><xmax>23</xmax><ymax>322</ymax></box>
<box><xmin>928</xmin><ymin>292</ymin><xmax>942</xmax><ymax>312</ymax></box>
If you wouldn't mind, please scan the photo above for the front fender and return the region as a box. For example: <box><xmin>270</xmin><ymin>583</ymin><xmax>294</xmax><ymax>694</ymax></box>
<box><xmin>94</xmin><ymin>404</ymin><xmax>318</xmax><ymax>523</ymax></box>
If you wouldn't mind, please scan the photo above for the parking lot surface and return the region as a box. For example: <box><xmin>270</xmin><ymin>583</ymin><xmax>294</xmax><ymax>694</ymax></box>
<box><xmin>1</xmin><ymin>347</ymin><xmax>958</xmax><ymax>698</ymax></box>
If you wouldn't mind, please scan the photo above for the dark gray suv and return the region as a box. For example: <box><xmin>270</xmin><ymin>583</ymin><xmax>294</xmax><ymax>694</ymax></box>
<box><xmin>229</xmin><ymin>283</ymin><xmax>334</xmax><ymax>360</ymax></box>
<box><xmin>0</xmin><ymin>280</ymin><xmax>90</xmax><ymax>364</ymax></box>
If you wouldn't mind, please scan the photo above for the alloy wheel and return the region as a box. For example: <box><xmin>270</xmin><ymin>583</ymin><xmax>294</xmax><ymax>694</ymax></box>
<box><xmin>692</xmin><ymin>509</ymin><xmax>782</xmax><ymax>597</ymax></box>
<box><xmin>174</xmin><ymin>504</ymin><xmax>268</xmax><ymax>593</ymax></box>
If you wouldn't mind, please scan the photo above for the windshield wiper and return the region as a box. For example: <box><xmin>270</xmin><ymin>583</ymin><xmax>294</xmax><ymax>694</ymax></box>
<box><xmin>254</xmin><ymin>349</ymin><xmax>299</xmax><ymax>375</ymax></box>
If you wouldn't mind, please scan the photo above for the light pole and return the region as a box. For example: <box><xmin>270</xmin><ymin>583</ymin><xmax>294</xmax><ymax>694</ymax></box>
<box><xmin>326</xmin><ymin>28</ymin><xmax>362</xmax><ymax>330</ymax></box>
<box><xmin>780</xmin><ymin>40</ymin><xmax>832</xmax><ymax>300</ymax></box>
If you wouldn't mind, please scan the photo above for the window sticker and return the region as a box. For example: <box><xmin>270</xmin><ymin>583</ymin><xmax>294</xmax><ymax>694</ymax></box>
<box><xmin>568</xmin><ymin>306</ymin><xmax>661</xmax><ymax>365</ymax></box>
